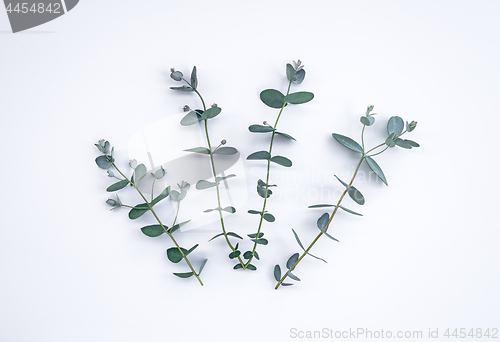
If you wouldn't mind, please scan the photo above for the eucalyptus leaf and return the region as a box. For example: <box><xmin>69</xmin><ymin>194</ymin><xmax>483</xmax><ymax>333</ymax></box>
<box><xmin>233</xmin><ymin>264</ymin><xmax>243</xmax><ymax>270</ymax></box>
<box><xmin>286</xmin><ymin>253</ymin><xmax>299</xmax><ymax>269</ymax></box>
<box><xmin>260</xmin><ymin>89</ymin><xmax>285</xmax><ymax>109</ymax></box>
<box><xmin>332</xmin><ymin>133</ymin><xmax>363</xmax><ymax>153</ymax></box>
<box><xmin>405</xmin><ymin>139</ymin><xmax>420</xmax><ymax>147</ymax></box>
<box><xmin>167</xmin><ymin>247</ymin><xmax>188</xmax><ymax>263</ymax></box>
<box><xmin>385</xmin><ymin>134</ymin><xmax>396</xmax><ymax>148</ymax></box>
<box><xmin>215</xmin><ymin>174</ymin><xmax>236</xmax><ymax>182</ymax></box>
<box><xmin>360</xmin><ymin>116</ymin><xmax>375</xmax><ymax>126</ymax></box>
<box><xmin>248</xmin><ymin>210</ymin><xmax>262</xmax><ymax>215</ymax></box>
<box><xmin>128</xmin><ymin>203</ymin><xmax>149</xmax><ymax>219</ymax></box>
<box><xmin>274</xmin><ymin>264</ymin><xmax>281</xmax><ymax>281</ymax></box>
<box><xmin>254</xmin><ymin>251</ymin><xmax>260</xmax><ymax>260</ymax></box>
<box><xmin>258</xmin><ymin>179</ymin><xmax>276</xmax><ymax>187</ymax></box>
<box><xmin>198</xmin><ymin>259</ymin><xmax>208</xmax><ymax>275</ymax></box>
<box><xmin>270</xmin><ymin>156</ymin><xmax>292</xmax><ymax>167</ymax></box>
<box><xmin>287</xmin><ymin>271</ymin><xmax>301</xmax><ymax>281</ymax></box>
<box><xmin>141</xmin><ymin>225</ymin><xmax>165</xmax><ymax>237</ymax></box>
<box><xmin>228</xmin><ymin>250</ymin><xmax>241</xmax><ymax>259</ymax></box>
<box><xmin>151</xmin><ymin>186</ymin><xmax>171</xmax><ymax>206</ymax></box>
<box><xmin>263</xmin><ymin>213</ymin><xmax>275</xmax><ymax>222</ymax></box>
<box><xmin>201</xmin><ymin>106</ymin><xmax>222</xmax><ymax>120</ymax></box>
<box><xmin>184</xmin><ymin>147</ymin><xmax>211</xmax><ymax>154</ymax></box>
<box><xmin>275</xmin><ymin>131</ymin><xmax>296</xmax><ymax>140</ymax></box>
<box><xmin>286</xmin><ymin>63</ymin><xmax>296</xmax><ymax>82</ymax></box>
<box><xmin>190</xmin><ymin>66</ymin><xmax>197</xmax><ymax>90</ymax></box>
<box><xmin>365</xmin><ymin>156</ymin><xmax>388</xmax><ymax>186</ymax></box>
<box><xmin>196</xmin><ymin>180</ymin><xmax>217</xmax><ymax>190</ymax></box>
<box><xmin>334</xmin><ymin>175</ymin><xmax>350</xmax><ymax>189</ymax></box>
<box><xmin>132</xmin><ymin>164</ymin><xmax>147</xmax><ymax>184</ymax></box>
<box><xmin>338</xmin><ymin>206</ymin><xmax>363</xmax><ymax>216</ymax></box>
<box><xmin>281</xmin><ymin>283</ymin><xmax>294</xmax><ymax>286</ymax></box>
<box><xmin>284</xmin><ymin>91</ymin><xmax>314</xmax><ymax>104</ymax></box>
<box><xmin>251</xmin><ymin>238</ymin><xmax>268</xmax><ymax>245</ymax></box>
<box><xmin>257</xmin><ymin>185</ymin><xmax>272</xmax><ymax>198</ymax></box>
<box><xmin>95</xmin><ymin>155</ymin><xmax>112</xmax><ymax>169</ymax></box>
<box><xmin>317</xmin><ymin>213</ymin><xmax>330</xmax><ymax>230</ymax></box>
<box><xmin>180</xmin><ymin>111</ymin><xmax>202</xmax><ymax>126</ymax></box>
<box><xmin>170</xmin><ymin>190</ymin><xmax>187</xmax><ymax>202</ymax></box>
<box><xmin>170</xmin><ymin>86</ymin><xmax>193</xmax><ymax>92</ymax></box>
<box><xmin>247</xmin><ymin>151</ymin><xmax>271</xmax><ymax>160</ymax></box>
<box><xmin>308</xmin><ymin>204</ymin><xmax>335</xmax><ymax>208</ymax></box>
<box><xmin>387</xmin><ymin>116</ymin><xmax>405</xmax><ymax>135</ymax></box>
<box><xmin>247</xmin><ymin>232</ymin><xmax>264</xmax><ymax>239</ymax></box>
<box><xmin>106</xmin><ymin>179</ymin><xmax>128</xmax><ymax>192</ymax></box>
<box><xmin>222</xmin><ymin>206</ymin><xmax>236</xmax><ymax>213</ymax></box>
<box><xmin>395</xmin><ymin>138</ymin><xmax>412</xmax><ymax>149</ymax></box>
<box><xmin>208</xmin><ymin>232</ymin><xmax>243</xmax><ymax>242</ymax></box>
<box><xmin>348</xmin><ymin>186</ymin><xmax>365</xmax><ymax>205</ymax></box>
<box><xmin>249</xmin><ymin>125</ymin><xmax>274</xmax><ymax>133</ymax></box>
<box><xmin>294</xmin><ymin>69</ymin><xmax>305</xmax><ymax>84</ymax></box>
<box><xmin>292</xmin><ymin>229</ymin><xmax>327</xmax><ymax>263</ymax></box>
<box><xmin>187</xmin><ymin>244</ymin><xmax>199</xmax><ymax>255</ymax></box>
<box><xmin>173</xmin><ymin>271</ymin><xmax>194</xmax><ymax>278</ymax></box>
<box><xmin>246</xmin><ymin>264</ymin><xmax>257</xmax><ymax>271</ymax></box>
<box><xmin>168</xmin><ymin>220</ymin><xmax>190</xmax><ymax>234</ymax></box>
<box><xmin>242</xmin><ymin>251</ymin><xmax>252</xmax><ymax>260</ymax></box>
<box><xmin>213</xmin><ymin>147</ymin><xmax>238</xmax><ymax>155</ymax></box>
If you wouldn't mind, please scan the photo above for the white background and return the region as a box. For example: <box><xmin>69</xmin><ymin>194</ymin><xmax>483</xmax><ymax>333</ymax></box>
<box><xmin>1</xmin><ymin>1</ymin><xmax>499</xmax><ymax>341</ymax></box>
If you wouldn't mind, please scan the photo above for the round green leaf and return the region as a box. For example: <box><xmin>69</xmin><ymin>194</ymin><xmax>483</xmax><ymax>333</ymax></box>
<box><xmin>360</xmin><ymin>116</ymin><xmax>375</xmax><ymax>126</ymax></box>
<box><xmin>317</xmin><ymin>213</ymin><xmax>330</xmax><ymax>230</ymax></box>
<box><xmin>387</xmin><ymin>116</ymin><xmax>404</xmax><ymax>135</ymax></box>
<box><xmin>263</xmin><ymin>213</ymin><xmax>275</xmax><ymax>222</ymax></box>
<box><xmin>348</xmin><ymin>186</ymin><xmax>365</xmax><ymax>205</ymax></box>
<box><xmin>247</xmin><ymin>151</ymin><xmax>271</xmax><ymax>160</ymax></box>
<box><xmin>95</xmin><ymin>155</ymin><xmax>112</xmax><ymax>169</ymax></box>
<box><xmin>202</xmin><ymin>107</ymin><xmax>222</xmax><ymax>120</ymax></box>
<box><xmin>213</xmin><ymin>147</ymin><xmax>238</xmax><ymax>155</ymax></box>
<box><xmin>286</xmin><ymin>253</ymin><xmax>299</xmax><ymax>269</ymax></box>
<box><xmin>167</xmin><ymin>247</ymin><xmax>188</xmax><ymax>263</ymax></box>
<box><xmin>284</xmin><ymin>91</ymin><xmax>314</xmax><ymax>104</ymax></box>
<box><xmin>260</xmin><ymin>89</ymin><xmax>285</xmax><ymax>108</ymax></box>
<box><xmin>141</xmin><ymin>225</ymin><xmax>165</xmax><ymax>237</ymax></box>
<box><xmin>294</xmin><ymin>69</ymin><xmax>305</xmax><ymax>84</ymax></box>
<box><xmin>286</xmin><ymin>63</ymin><xmax>296</xmax><ymax>82</ymax></box>
<box><xmin>270</xmin><ymin>155</ymin><xmax>292</xmax><ymax>167</ymax></box>
<box><xmin>180</xmin><ymin>111</ymin><xmax>202</xmax><ymax>126</ymax></box>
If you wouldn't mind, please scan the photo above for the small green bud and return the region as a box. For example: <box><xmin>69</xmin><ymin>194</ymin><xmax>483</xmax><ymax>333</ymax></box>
<box><xmin>129</xmin><ymin>159</ymin><xmax>137</xmax><ymax>169</ymax></box>
<box><xmin>221</xmin><ymin>139</ymin><xmax>226</xmax><ymax>145</ymax></box>
<box><xmin>407</xmin><ymin>121</ymin><xmax>417</xmax><ymax>132</ymax></box>
<box><xmin>211</xmin><ymin>103</ymin><xmax>218</xmax><ymax>108</ymax></box>
<box><xmin>177</xmin><ymin>180</ymin><xmax>190</xmax><ymax>191</ymax></box>
<box><xmin>183</xmin><ymin>105</ymin><xmax>190</xmax><ymax>112</ymax></box>
<box><xmin>170</xmin><ymin>68</ymin><xmax>183</xmax><ymax>81</ymax></box>
<box><xmin>106</xmin><ymin>195</ymin><xmax>122</xmax><ymax>208</ymax></box>
<box><xmin>107</xmin><ymin>170</ymin><xmax>115</xmax><ymax>177</ymax></box>
<box><xmin>152</xmin><ymin>166</ymin><xmax>166</xmax><ymax>179</ymax></box>
<box><xmin>95</xmin><ymin>139</ymin><xmax>110</xmax><ymax>154</ymax></box>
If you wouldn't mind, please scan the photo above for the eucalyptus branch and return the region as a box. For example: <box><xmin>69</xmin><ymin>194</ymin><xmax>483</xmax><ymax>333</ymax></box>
<box><xmin>170</xmin><ymin>67</ymin><xmax>246</xmax><ymax>269</ymax></box>
<box><xmin>94</xmin><ymin>140</ymin><xmax>207</xmax><ymax>285</ymax></box>
<box><xmin>244</xmin><ymin>60</ymin><xmax>314</xmax><ymax>269</ymax></box>
<box><xmin>273</xmin><ymin>107</ymin><xmax>419</xmax><ymax>289</ymax></box>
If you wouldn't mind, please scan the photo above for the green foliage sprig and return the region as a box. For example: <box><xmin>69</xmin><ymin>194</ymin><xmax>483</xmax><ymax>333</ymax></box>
<box><xmin>170</xmin><ymin>67</ymin><xmax>246</xmax><ymax>269</ymax></box>
<box><xmin>95</xmin><ymin>140</ymin><xmax>207</xmax><ymax>285</ymax></box>
<box><xmin>273</xmin><ymin>107</ymin><xmax>419</xmax><ymax>289</ymax></box>
<box><xmin>244</xmin><ymin>60</ymin><xmax>314</xmax><ymax>269</ymax></box>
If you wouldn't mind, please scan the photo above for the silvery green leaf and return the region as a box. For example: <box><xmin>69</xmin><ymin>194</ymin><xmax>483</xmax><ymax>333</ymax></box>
<box><xmin>184</xmin><ymin>147</ymin><xmax>211</xmax><ymax>154</ymax></box>
<box><xmin>187</xmin><ymin>244</ymin><xmax>198</xmax><ymax>255</ymax></box>
<box><xmin>387</xmin><ymin>116</ymin><xmax>405</xmax><ymax>135</ymax></box>
<box><xmin>132</xmin><ymin>164</ymin><xmax>147</xmax><ymax>184</ymax></box>
<box><xmin>168</xmin><ymin>247</ymin><xmax>187</xmax><ymax>262</ymax></box>
<box><xmin>260</xmin><ymin>89</ymin><xmax>285</xmax><ymax>109</ymax></box>
<box><xmin>287</xmin><ymin>271</ymin><xmax>301</xmax><ymax>281</ymax></box>
<box><xmin>246</xmin><ymin>264</ymin><xmax>257</xmax><ymax>271</ymax></box>
<box><xmin>249</xmin><ymin>124</ymin><xmax>274</xmax><ymax>133</ymax></box>
<box><xmin>257</xmin><ymin>185</ymin><xmax>272</xmax><ymax>198</ymax></box>
<box><xmin>196</xmin><ymin>180</ymin><xmax>217</xmax><ymax>190</ymax></box>
<box><xmin>254</xmin><ymin>251</ymin><xmax>260</xmax><ymax>260</ymax></box>
<box><xmin>405</xmin><ymin>139</ymin><xmax>420</xmax><ymax>147</ymax></box>
<box><xmin>247</xmin><ymin>232</ymin><xmax>264</xmax><ymax>238</ymax></box>
<box><xmin>247</xmin><ymin>151</ymin><xmax>271</xmax><ymax>160</ymax></box>
<box><xmin>190</xmin><ymin>66</ymin><xmax>197</xmax><ymax>90</ymax></box>
<box><xmin>198</xmin><ymin>259</ymin><xmax>208</xmax><ymax>275</ymax></box>
<box><xmin>213</xmin><ymin>147</ymin><xmax>238</xmax><ymax>155</ymax></box>
<box><xmin>129</xmin><ymin>159</ymin><xmax>137</xmax><ymax>169</ymax></box>
<box><xmin>286</xmin><ymin>63</ymin><xmax>296</xmax><ymax>82</ymax></box>
<box><xmin>248</xmin><ymin>210</ymin><xmax>262</xmax><ymax>215</ymax></box>
<box><xmin>180</xmin><ymin>111</ymin><xmax>202</xmax><ymax>126</ymax></box>
<box><xmin>203</xmin><ymin>208</ymin><xmax>219</xmax><ymax>213</ymax></box>
<box><xmin>334</xmin><ymin>175</ymin><xmax>350</xmax><ymax>189</ymax></box>
<box><xmin>173</xmin><ymin>272</ymin><xmax>193</xmax><ymax>278</ymax></box>
<box><xmin>208</xmin><ymin>232</ymin><xmax>243</xmax><ymax>242</ymax></box>
<box><xmin>169</xmin><ymin>190</ymin><xmax>181</xmax><ymax>201</ymax></box>
<box><xmin>385</xmin><ymin>134</ymin><xmax>396</xmax><ymax>148</ymax></box>
<box><xmin>201</xmin><ymin>107</ymin><xmax>221</xmax><ymax>120</ymax></box>
<box><xmin>106</xmin><ymin>179</ymin><xmax>129</xmax><ymax>192</ymax></box>
<box><xmin>222</xmin><ymin>206</ymin><xmax>236</xmax><ymax>213</ymax></box>
<box><xmin>170</xmin><ymin>86</ymin><xmax>193</xmax><ymax>91</ymax></box>
<box><xmin>128</xmin><ymin>203</ymin><xmax>149</xmax><ymax>219</ymax></box>
<box><xmin>233</xmin><ymin>264</ymin><xmax>243</xmax><ymax>269</ymax></box>
<box><xmin>178</xmin><ymin>181</ymin><xmax>190</xmax><ymax>191</ymax></box>
<box><xmin>153</xmin><ymin>166</ymin><xmax>166</xmax><ymax>179</ymax></box>
<box><xmin>270</xmin><ymin>156</ymin><xmax>292</xmax><ymax>167</ymax></box>
<box><xmin>151</xmin><ymin>186</ymin><xmax>171</xmax><ymax>206</ymax></box>
<box><xmin>95</xmin><ymin>156</ymin><xmax>112</xmax><ymax>169</ymax></box>
<box><xmin>258</xmin><ymin>179</ymin><xmax>276</xmax><ymax>187</ymax></box>
<box><xmin>332</xmin><ymin>133</ymin><xmax>363</xmax><ymax>153</ymax></box>
<box><xmin>365</xmin><ymin>156</ymin><xmax>388</xmax><ymax>186</ymax></box>
<box><xmin>317</xmin><ymin>213</ymin><xmax>330</xmax><ymax>231</ymax></box>
<box><xmin>284</xmin><ymin>91</ymin><xmax>314</xmax><ymax>104</ymax></box>
<box><xmin>107</xmin><ymin>170</ymin><xmax>115</xmax><ymax>177</ymax></box>
<box><xmin>141</xmin><ymin>225</ymin><xmax>164</xmax><ymax>237</ymax></box>
<box><xmin>292</xmin><ymin>229</ymin><xmax>327</xmax><ymax>263</ymax></box>
<box><xmin>170</xmin><ymin>70</ymin><xmax>183</xmax><ymax>81</ymax></box>
<box><xmin>263</xmin><ymin>213</ymin><xmax>275</xmax><ymax>222</ymax></box>
<box><xmin>168</xmin><ymin>220</ymin><xmax>190</xmax><ymax>234</ymax></box>
<box><xmin>228</xmin><ymin>250</ymin><xmax>241</xmax><ymax>259</ymax></box>
<box><xmin>215</xmin><ymin>174</ymin><xmax>236</xmax><ymax>182</ymax></box>
<box><xmin>286</xmin><ymin>253</ymin><xmax>299</xmax><ymax>269</ymax></box>
<box><xmin>294</xmin><ymin>69</ymin><xmax>305</xmax><ymax>84</ymax></box>
<box><xmin>275</xmin><ymin>131</ymin><xmax>296</xmax><ymax>140</ymax></box>
<box><xmin>251</xmin><ymin>238</ymin><xmax>268</xmax><ymax>245</ymax></box>
<box><xmin>308</xmin><ymin>204</ymin><xmax>335</xmax><ymax>208</ymax></box>
<box><xmin>338</xmin><ymin>206</ymin><xmax>363</xmax><ymax>216</ymax></box>
<box><xmin>395</xmin><ymin>138</ymin><xmax>412</xmax><ymax>149</ymax></box>
<box><xmin>348</xmin><ymin>186</ymin><xmax>365</xmax><ymax>205</ymax></box>
<box><xmin>406</xmin><ymin>120</ymin><xmax>417</xmax><ymax>132</ymax></box>
<box><xmin>366</xmin><ymin>105</ymin><xmax>375</xmax><ymax>115</ymax></box>
<box><xmin>274</xmin><ymin>265</ymin><xmax>281</xmax><ymax>281</ymax></box>
<box><xmin>360</xmin><ymin>116</ymin><xmax>375</xmax><ymax>126</ymax></box>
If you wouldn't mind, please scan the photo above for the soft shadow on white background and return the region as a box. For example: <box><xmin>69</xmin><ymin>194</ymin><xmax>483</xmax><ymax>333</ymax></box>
<box><xmin>0</xmin><ymin>1</ymin><xmax>498</xmax><ymax>341</ymax></box>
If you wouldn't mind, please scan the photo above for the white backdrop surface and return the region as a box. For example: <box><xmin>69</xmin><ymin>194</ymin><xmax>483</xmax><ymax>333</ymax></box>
<box><xmin>1</xmin><ymin>1</ymin><xmax>499</xmax><ymax>341</ymax></box>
